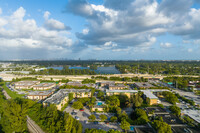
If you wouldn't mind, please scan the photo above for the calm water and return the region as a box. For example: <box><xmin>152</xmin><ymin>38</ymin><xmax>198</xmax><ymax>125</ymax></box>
<box><xmin>47</xmin><ymin>66</ymin><xmax>120</xmax><ymax>74</ymax></box>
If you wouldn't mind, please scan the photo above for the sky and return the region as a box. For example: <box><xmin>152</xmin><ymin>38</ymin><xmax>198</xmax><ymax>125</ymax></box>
<box><xmin>0</xmin><ymin>0</ymin><xmax>200</xmax><ymax>60</ymax></box>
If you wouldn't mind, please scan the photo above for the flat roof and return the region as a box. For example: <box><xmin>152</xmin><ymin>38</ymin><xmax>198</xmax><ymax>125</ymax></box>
<box><xmin>15</xmin><ymin>81</ymin><xmax>40</xmax><ymax>86</ymax></box>
<box><xmin>33</xmin><ymin>83</ymin><xmax>56</xmax><ymax>87</ymax></box>
<box><xmin>101</xmin><ymin>81</ymin><xmax>115</xmax><ymax>84</ymax></box>
<box><xmin>145</xmin><ymin>107</ymin><xmax>168</xmax><ymax>114</ymax></box>
<box><xmin>182</xmin><ymin>109</ymin><xmax>200</xmax><ymax>124</ymax></box>
<box><xmin>67</xmin><ymin>81</ymin><xmax>82</xmax><ymax>84</ymax></box>
<box><xmin>134</xmin><ymin>82</ymin><xmax>154</xmax><ymax>88</ymax></box>
<box><xmin>143</xmin><ymin>90</ymin><xmax>158</xmax><ymax>99</ymax></box>
<box><xmin>109</xmin><ymin>84</ymin><xmax>126</xmax><ymax>87</ymax></box>
<box><xmin>61</xmin><ymin>89</ymin><xmax>91</xmax><ymax>93</ymax></box>
<box><xmin>28</xmin><ymin>90</ymin><xmax>52</xmax><ymax>96</ymax></box>
<box><xmin>106</xmin><ymin>89</ymin><xmax>158</xmax><ymax>99</ymax></box>
<box><xmin>106</xmin><ymin>89</ymin><xmax>138</xmax><ymax>93</ymax></box>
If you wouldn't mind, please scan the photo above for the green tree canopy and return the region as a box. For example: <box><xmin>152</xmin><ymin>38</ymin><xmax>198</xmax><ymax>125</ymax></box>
<box><xmin>99</xmin><ymin>114</ymin><xmax>107</xmax><ymax>122</ymax></box>
<box><xmin>88</xmin><ymin>114</ymin><xmax>96</xmax><ymax>121</ymax></box>
<box><xmin>72</xmin><ymin>101</ymin><xmax>84</xmax><ymax>109</ymax></box>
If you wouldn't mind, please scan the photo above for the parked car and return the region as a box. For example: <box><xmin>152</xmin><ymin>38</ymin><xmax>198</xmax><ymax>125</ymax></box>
<box><xmin>71</xmin><ymin>112</ymin><xmax>77</xmax><ymax>115</ymax></box>
<box><xmin>84</xmin><ymin>120</ymin><xmax>88</xmax><ymax>124</ymax></box>
<box><xmin>94</xmin><ymin>121</ymin><xmax>99</xmax><ymax>124</ymax></box>
<box><xmin>80</xmin><ymin>108</ymin><xmax>84</xmax><ymax>111</ymax></box>
<box><xmin>75</xmin><ymin>116</ymin><xmax>80</xmax><ymax>120</ymax></box>
<box><xmin>105</xmin><ymin>121</ymin><xmax>109</xmax><ymax>124</ymax></box>
<box><xmin>73</xmin><ymin>109</ymin><xmax>78</xmax><ymax>113</ymax></box>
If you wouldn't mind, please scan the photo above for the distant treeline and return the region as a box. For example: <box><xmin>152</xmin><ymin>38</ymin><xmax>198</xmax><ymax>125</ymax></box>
<box><xmin>2</xmin><ymin>60</ymin><xmax>200</xmax><ymax>75</ymax></box>
<box><xmin>115</xmin><ymin>62</ymin><xmax>200</xmax><ymax>75</ymax></box>
<box><xmin>30</xmin><ymin>67</ymin><xmax>96</xmax><ymax>75</ymax></box>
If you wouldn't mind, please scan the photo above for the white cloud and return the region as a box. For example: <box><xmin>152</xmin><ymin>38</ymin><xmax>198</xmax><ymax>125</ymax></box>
<box><xmin>43</xmin><ymin>11</ymin><xmax>71</xmax><ymax>31</ymax></box>
<box><xmin>160</xmin><ymin>42</ymin><xmax>172</xmax><ymax>48</ymax></box>
<box><xmin>44</xmin><ymin>11</ymin><xmax>50</xmax><ymax>19</ymax></box>
<box><xmin>0</xmin><ymin>8</ymin><xmax>2</xmax><ymax>15</ymax></box>
<box><xmin>0</xmin><ymin>7</ymin><xmax>73</xmax><ymax>59</ymax></box>
<box><xmin>82</xmin><ymin>28</ymin><xmax>89</xmax><ymax>35</ymax></box>
<box><xmin>188</xmin><ymin>48</ymin><xmax>193</xmax><ymax>52</ymax></box>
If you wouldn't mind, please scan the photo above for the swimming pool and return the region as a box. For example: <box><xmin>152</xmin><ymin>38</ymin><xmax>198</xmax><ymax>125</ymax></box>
<box><xmin>97</xmin><ymin>102</ymin><xmax>103</xmax><ymax>106</ymax></box>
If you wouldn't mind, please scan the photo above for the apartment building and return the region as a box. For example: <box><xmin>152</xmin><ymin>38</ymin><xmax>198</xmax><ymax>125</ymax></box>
<box><xmin>33</xmin><ymin>82</ymin><xmax>56</xmax><ymax>90</ymax></box>
<box><xmin>108</xmin><ymin>84</ymin><xmax>127</xmax><ymax>90</ymax></box>
<box><xmin>27</xmin><ymin>90</ymin><xmax>54</xmax><ymax>100</ymax></box>
<box><xmin>14</xmin><ymin>81</ymin><xmax>40</xmax><ymax>89</ymax></box>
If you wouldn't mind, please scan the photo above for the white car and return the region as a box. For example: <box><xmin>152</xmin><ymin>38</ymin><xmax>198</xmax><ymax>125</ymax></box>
<box><xmin>75</xmin><ymin>116</ymin><xmax>80</xmax><ymax>120</ymax></box>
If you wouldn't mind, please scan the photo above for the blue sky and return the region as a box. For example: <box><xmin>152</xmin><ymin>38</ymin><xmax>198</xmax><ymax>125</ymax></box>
<box><xmin>0</xmin><ymin>0</ymin><xmax>200</xmax><ymax>60</ymax></box>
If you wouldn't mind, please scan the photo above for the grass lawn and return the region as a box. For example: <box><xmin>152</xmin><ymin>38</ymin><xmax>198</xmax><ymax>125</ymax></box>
<box><xmin>2</xmin><ymin>82</ymin><xmax>25</xmax><ymax>99</ymax></box>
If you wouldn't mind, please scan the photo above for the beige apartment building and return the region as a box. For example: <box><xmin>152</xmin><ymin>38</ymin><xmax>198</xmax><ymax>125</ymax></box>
<box><xmin>33</xmin><ymin>82</ymin><xmax>56</xmax><ymax>90</ymax></box>
<box><xmin>14</xmin><ymin>81</ymin><xmax>40</xmax><ymax>89</ymax></box>
<box><xmin>108</xmin><ymin>84</ymin><xmax>127</xmax><ymax>90</ymax></box>
<box><xmin>27</xmin><ymin>90</ymin><xmax>54</xmax><ymax>100</ymax></box>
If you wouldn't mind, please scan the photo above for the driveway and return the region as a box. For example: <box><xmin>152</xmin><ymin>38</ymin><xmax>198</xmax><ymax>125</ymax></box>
<box><xmin>64</xmin><ymin>105</ymin><xmax>121</xmax><ymax>132</ymax></box>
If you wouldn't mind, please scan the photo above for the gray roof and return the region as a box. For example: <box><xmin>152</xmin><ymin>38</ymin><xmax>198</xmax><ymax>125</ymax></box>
<box><xmin>182</xmin><ymin>109</ymin><xmax>200</xmax><ymax>124</ymax></box>
<box><xmin>143</xmin><ymin>90</ymin><xmax>158</xmax><ymax>99</ymax></box>
<box><xmin>106</xmin><ymin>89</ymin><xmax>158</xmax><ymax>99</ymax></box>
<box><xmin>101</xmin><ymin>81</ymin><xmax>115</xmax><ymax>84</ymax></box>
<box><xmin>33</xmin><ymin>82</ymin><xmax>56</xmax><ymax>87</ymax></box>
<box><xmin>109</xmin><ymin>84</ymin><xmax>126</xmax><ymax>87</ymax></box>
<box><xmin>106</xmin><ymin>89</ymin><xmax>138</xmax><ymax>93</ymax></box>
<box><xmin>61</xmin><ymin>89</ymin><xmax>91</xmax><ymax>93</ymax></box>
<box><xmin>28</xmin><ymin>90</ymin><xmax>52</xmax><ymax>96</ymax></box>
<box><xmin>15</xmin><ymin>81</ymin><xmax>40</xmax><ymax>86</ymax></box>
<box><xmin>43</xmin><ymin>89</ymin><xmax>91</xmax><ymax>105</ymax></box>
<box><xmin>43</xmin><ymin>90</ymin><xmax>69</xmax><ymax>105</ymax></box>
<box><xmin>134</xmin><ymin>82</ymin><xmax>154</xmax><ymax>88</ymax></box>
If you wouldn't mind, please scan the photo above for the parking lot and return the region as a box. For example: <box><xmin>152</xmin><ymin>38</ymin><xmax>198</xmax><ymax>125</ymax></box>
<box><xmin>64</xmin><ymin>105</ymin><xmax>121</xmax><ymax>132</ymax></box>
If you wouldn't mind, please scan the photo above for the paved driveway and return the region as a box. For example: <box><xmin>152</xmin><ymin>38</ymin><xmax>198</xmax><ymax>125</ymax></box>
<box><xmin>64</xmin><ymin>105</ymin><xmax>121</xmax><ymax>132</ymax></box>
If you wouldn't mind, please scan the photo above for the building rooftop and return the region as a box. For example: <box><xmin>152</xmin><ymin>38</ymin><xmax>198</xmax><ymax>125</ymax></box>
<box><xmin>15</xmin><ymin>80</ymin><xmax>40</xmax><ymax>86</ymax></box>
<box><xmin>145</xmin><ymin>107</ymin><xmax>168</xmax><ymax>114</ymax></box>
<box><xmin>43</xmin><ymin>89</ymin><xmax>69</xmax><ymax>105</ymax></box>
<box><xmin>172</xmin><ymin>127</ymin><xmax>200</xmax><ymax>133</ymax></box>
<box><xmin>156</xmin><ymin>114</ymin><xmax>184</xmax><ymax>125</ymax></box>
<box><xmin>33</xmin><ymin>82</ymin><xmax>56</xmax><ymax>87</ymax></box>
<box><xmin>143</xmin><ymin>90</ymin><xmax>158</xmax><ymax>99</ymax></box>
<box><xmin>101</xmin><ymin>81</ymin><xmax>115</xmax><ymax>84</ymax></box>
<box><xmin>182</xmin><ymin>109</ymin><xmax>200</xmax><ymax>124</ymax></box>
<box><xmin>134</xmin><ymin>82</ymin><xmax>154</xmax><ymax>88</ymax></box>
<box><xmin>106</xmin><ymin>89</ymin><xmax>138</xmax><ymax>93</ymax></box>
<box><xmin>109</xmin><ymin>84</ymin><xmax>126</xmax><ymax>87</ymax></box>
<box><xmin>67</xmin><ymin>81</ymin><xmax>82</xmax><ymax>85</ymax></box>
<box><xmin>60</xmin><ymin>89</ymin><xmax>91</xmax><ymax>93</ymax></box>
<box><xmin>28</xmin><ymin>90</ymin><xmax>53</xmax><ymax>96</ymax></box>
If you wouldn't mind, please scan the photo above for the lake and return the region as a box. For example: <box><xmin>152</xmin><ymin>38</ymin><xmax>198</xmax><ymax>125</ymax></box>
<box><xmin>47</xmin><ymin>66</ymin><xmax>120</xmax><ymax>74</ymax></box>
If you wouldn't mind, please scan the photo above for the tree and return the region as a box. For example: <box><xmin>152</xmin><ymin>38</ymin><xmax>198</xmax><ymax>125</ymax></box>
<box><xmin>162</xmin><ymin>91</ymin><xmax>179</xmax><ymax>104</ymax></box>
<box><xmin>72</xmin><ymin>101</ymin><xmax>83</xmax><ymax>109</ymax></box>
<box><xmin>169</xmin><ymin>106</ymin><xmax>181</xmax><ymax>116</ymax></box>
<box><xmin>117</xmin><ymin>94</ymin><xmax>130</xmax><ymax>108</ymax></box>
<box><xmin>131</xmin><ymin>108</ymin><xmax>149</xmax><ymax>125</ymax></box>
<box><xmin>110</xmin><ymin>116</ymin><xmax>118</xmax><ymax>122</ymax></box>
<box><xmin>116</xmin><ymin>107</ymin><xmax>121</xmax><ymax>115</ymax></box>
<box><xmin>151</xmin><ymin>120</ymin><xmax>172</xmax><ymax>133</ymax></box>
<box><xmin>100</xmin><ymin>114</ymin><xmax>107</xmax><ymax>122</ymax></box>
<box><xmin>132</xmin><ymin>93</ymin><xmax>143</xmax><ymax>108</ymax></box>
<box><xmin>106</xmin><ymin>95</ymin><xmax>120</xmax><ymax>107</ymax></box>
<box><xmin>1</xmin><ymin>98</ymin><xmax>28</xmax><ymax>132</ymax></box>
<box><xmin>118</xmin><ymin>111</ymin><xmax>128</xmax><ymax>122</ymax></box>
<box><xmin>120</xmin><ymin>119</ymin><xmax>130</xmax><ymax>132</ymax></box>
<box><xmin>88</xmin><ymin>114</ymin><xmax>96</xmax><ymax>121</ymax></box>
